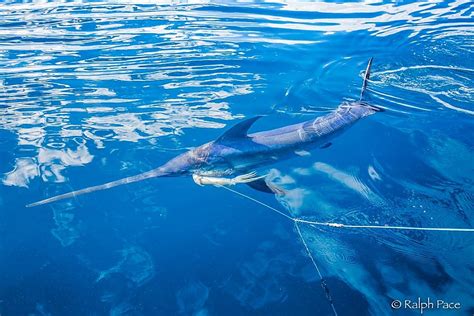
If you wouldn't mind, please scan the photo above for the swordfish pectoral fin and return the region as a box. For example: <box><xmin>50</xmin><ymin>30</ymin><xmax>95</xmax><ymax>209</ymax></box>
<box><xmin>246</xmin><ymin>178</ymin><xmax>275</xmax><ymax>194</ymax></box>
<box><xmin>246</xmin><ymin>178</ymin><xmax>286</xmax><ymax>195</ymax></box>
<box><xmin>26</xmin><ymin>168</ymin><xmax>167</xmax><ymax>208</ymax></box>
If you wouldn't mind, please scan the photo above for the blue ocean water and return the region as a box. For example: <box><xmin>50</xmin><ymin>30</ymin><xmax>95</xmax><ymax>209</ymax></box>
<box><xmin>0</xmin><ymin>1</ymin><xmax>473</xmax><ymax>315</ymax></box>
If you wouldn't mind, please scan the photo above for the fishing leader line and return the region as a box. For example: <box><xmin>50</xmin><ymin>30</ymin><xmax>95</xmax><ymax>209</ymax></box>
<box><xmin>217</xmin><ymin>184</ymin><xmax>474</xmax><ymax>316</ymax></box>
<box><xmin>218</xmin><ymin>185</ymin><xmax>474</xmax><ymax>233</ymax></box>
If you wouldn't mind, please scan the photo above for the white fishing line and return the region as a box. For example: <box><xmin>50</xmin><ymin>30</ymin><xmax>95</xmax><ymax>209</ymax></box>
<box><xmin>218</xmin><ymin>185</ymin><xmax>474</xmax><ymax>233</ymax></box>
<box><xmin>217</xmin><ymin>184</ymin><xmax>474</xmax><ymax>316</ymax></box>
<box><xmin>217</xmin><ymin>185</ymin><xmax>294</xmax><ymax>220</ymax></box>
<box><xmin>219</xmin><ymin>184</ymin><xmax>338</xmax><ymax>315</ymax></box>
<box><xmin>295</xmin><ymin>221</ymin><xmax>339</xmax><ymax>316</ymax></box>
<box><xmin>294</xmin><ymin>218</ymin><xmax>474</xmax><ymax>232</ymax></box>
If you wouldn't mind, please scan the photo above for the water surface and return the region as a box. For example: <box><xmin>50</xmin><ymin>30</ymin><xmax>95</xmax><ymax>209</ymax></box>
<box><xmin>0</xmin><ymin>1</ymin><xmax>473</xmax><ymax>315</ymax></box>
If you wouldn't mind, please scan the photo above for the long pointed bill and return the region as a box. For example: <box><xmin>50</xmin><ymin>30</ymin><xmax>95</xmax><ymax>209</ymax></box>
<box><xmin>26</xmin><ymin>168</ymin><xmax>167</xmax><ymax>208</ymax></box>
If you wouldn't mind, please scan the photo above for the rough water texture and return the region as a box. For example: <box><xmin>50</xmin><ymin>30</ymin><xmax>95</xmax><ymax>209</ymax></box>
<box><xmin>0</xmin><ymin>1</ymin><xmax>473</xmax><ymax>315</ymax></box>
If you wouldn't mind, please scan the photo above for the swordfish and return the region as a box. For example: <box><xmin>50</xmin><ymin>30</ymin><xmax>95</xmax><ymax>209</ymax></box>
<box><xmin>27</xmin><ymin>58</ymin><xmax>381</xmax><ymax>207</ymax></box>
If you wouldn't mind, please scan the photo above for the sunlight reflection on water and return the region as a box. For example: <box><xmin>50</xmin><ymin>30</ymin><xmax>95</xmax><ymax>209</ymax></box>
<box><xmin>0</xmin><ymin>1</ymin><xmax>473</xmax><ymax>315</ymax></box>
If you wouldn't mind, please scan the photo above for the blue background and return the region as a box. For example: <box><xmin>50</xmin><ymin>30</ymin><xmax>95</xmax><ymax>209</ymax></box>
<box><xmin>0</xmin><ymin>1</ymin><xmax>473</xmax><ymax>315</ymax></box>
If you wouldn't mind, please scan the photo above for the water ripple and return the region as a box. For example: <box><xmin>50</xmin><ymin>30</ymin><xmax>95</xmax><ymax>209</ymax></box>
<box><xmin>0</xmin><ymin>2</ymin><xmax>473</xmax><ymax>314</ymax></box>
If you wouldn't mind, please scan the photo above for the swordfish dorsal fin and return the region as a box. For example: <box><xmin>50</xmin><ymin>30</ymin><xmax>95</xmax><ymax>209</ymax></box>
<box><xmin>216</xmin><ymin>116</ymin><xmax>263</xmax><ymax>142</ymax></box>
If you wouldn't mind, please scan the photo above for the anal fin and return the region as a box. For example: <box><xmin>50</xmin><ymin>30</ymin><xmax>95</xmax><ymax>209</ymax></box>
<box><xmin>320</xmin><ymin>142</ymin><xmax>332</xmax><ymax>149</ymax></box>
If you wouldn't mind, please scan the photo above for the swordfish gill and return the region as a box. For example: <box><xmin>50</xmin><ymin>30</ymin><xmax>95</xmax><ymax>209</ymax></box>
<box><xmin>27</xmin><ymin>58</ymin><xmax>382</xmax><ymax>207</ymax></box>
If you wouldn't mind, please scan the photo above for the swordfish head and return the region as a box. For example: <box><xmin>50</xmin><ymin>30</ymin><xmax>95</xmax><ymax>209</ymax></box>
<box><xmin>158</xmin><ymin>140</ymin><xmax>261</xmax><ymax>177</ymax></box>
<box><xmin>157</xmin><ymin>142</ymin><xmax>215</xmax><ymax>176</ymax></box>
<box><xmin>158</xmin><ymin>116</ymin><xmax>271</xmax><ymax>177</ymax></box>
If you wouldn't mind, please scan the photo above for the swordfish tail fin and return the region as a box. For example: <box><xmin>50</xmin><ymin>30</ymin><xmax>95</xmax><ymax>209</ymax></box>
<box><xmin>359</xmin><ymin>57</ymin><xmax>384</xmax><ymax>113</ymax></box>
<box><xmin>26</xmin><ymin>168</ymin><xmax>167</xmax><ymax>208</ymax></box>
<box><xmin>359</xmin><ymin>57</ymin><xmax>373</xmax><ymax>101</ymax></box>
